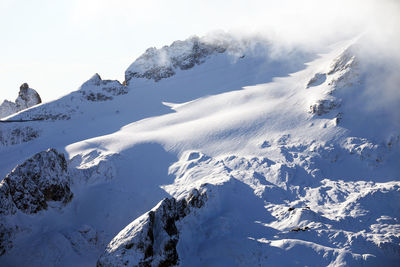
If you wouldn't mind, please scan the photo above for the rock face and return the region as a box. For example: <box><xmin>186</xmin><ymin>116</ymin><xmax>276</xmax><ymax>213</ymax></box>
<box><xmin>97</xmin><ymin>189</ymin><xmax>207</xmax><ymax>267</ymax></box>
<box><xmin>16</xmin><ymin>83</ymin><xmax>42</xmax><ymax>110</ymax></box>
<box><xmin>327</xmin><ymin>48</ymin><xmax>357</xmax><ymax>76</ymax></box>
<box><xmin>0</xmin><ymin>83</ymin><xmax>42</xmax><ymax>118</ymax></box>
<box><xmin>0</xmin><ymin>126</ymin><xmax>40</xmax><ymax>146</ymax></box>
<box><xmin>0</xmin><ymin>149</ymin><xmax>72</xmax><ymax>256</ymax></box>
<box><xmin>307</xmin><ymin>47</ymin><xmax>358</xmax><ymax>117</ymax></box>
<box><xmin>79</xmin><ymin>73</ymin><xmax>128</xmax><ymax>102</ymax></box>
<box><xmin>125</xmin><ymin>36</ymin><xmax>227</xmax><ymax>84</ymax></box>
<box><xmin>309</xmin><ymin>99</ymin><xmax>341</xmax><ymax>115</ymax></box>
<box><xmin>0</xmin><ymin>101</ymin><xmax>18</xmax><ymax>119</ymax></box>
<box><xmin>0</xmin><ymin>148</ymin><xmax>72</xmax><ymax>215</ymax></box>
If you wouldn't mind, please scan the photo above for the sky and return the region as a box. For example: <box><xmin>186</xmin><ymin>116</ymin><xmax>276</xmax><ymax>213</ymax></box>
<box><xmin>1</xmin><ymin>0</ymin><xmax>399</xmax><ymax>103</ymax></box>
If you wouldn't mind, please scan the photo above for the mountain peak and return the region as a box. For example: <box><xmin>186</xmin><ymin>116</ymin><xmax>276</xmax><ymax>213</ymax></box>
<box><xmin>0</xmin><ymin>83</ymin><xmax>41</xmax><ymax>119</ymax></box>
<box><xmin>124</xmin><ymin>35</ymin><xmax>231</xmax><ymax>84</ymax></box>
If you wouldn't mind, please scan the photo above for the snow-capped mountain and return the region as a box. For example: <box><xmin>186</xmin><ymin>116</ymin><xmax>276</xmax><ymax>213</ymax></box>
<box><xmin>0</xmin><ymin>33</ymin><xmax>399</xmax><ymax>266</ymax></box>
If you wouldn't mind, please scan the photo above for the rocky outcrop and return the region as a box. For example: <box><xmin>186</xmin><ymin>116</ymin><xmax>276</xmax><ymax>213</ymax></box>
<box><xmin>0</xmin><ymin>149</ymin><xmax>73</xmax><ymax>257</ymax></box>
<box><xmin>327</xmin><ymin>48</ymin><xmax>357</xmax><ymax>76</ymax></box>
<box><xmin>306</xmin><ymin>73</ymin><xmax>326</xmax><ymax>88</ymax></box>
<box><xmin>125</xmin><ymin>36</ymin><xmax>227</xmax><ymax>84</ymax></box>
<box><xmin>16</xmin><ymin>83</ymin><xmax>42</xmax><ymax>110</ymax></box>
<box><xmin>79</xmin><ymin>73</ymin><xmax>128</xmax><ymax>102</ymax></box>
<box><xmin>0</xmin><ymin>83</ymin><xmax>41</xmax><ymax>118</ymax></box>
<box><xmin>97</xmin><ymin>189</ymin><xmax>207</xmax><ymax>267</ymax></box>
<box><xmin>0</xmin><ymin>148</ymin><xmax>72</xmax><ymax>215</ymax></box>
<box><xmin>307</xmin><ymin>47</ymin><xmax>359</xmax><ymax>117</ymax></box>
<box><xmin>0</xmin><ymin>149</ymin><xmax>72</xmax><ymax>256</ymax></box>
<box><xmin>327</xmin><ymin>48</ymin><xmax>359</xmax><ymax>89</ymax></box>
<box><xmin>0</xmin><ymin>126</ymin><xmax>39</xmax><ymax>146</ymax></box>
<box><xmin>309</xmin><ymin>99</ymin><xmax>340</xmax><ymax>115</ymax></box>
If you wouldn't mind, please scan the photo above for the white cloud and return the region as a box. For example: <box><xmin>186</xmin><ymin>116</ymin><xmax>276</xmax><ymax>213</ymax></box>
<box><xmin>1</xmin><ymin>0</ymin><xmax>399</xmax><ymax>103</ymax></box>
<box><xmin>67</xmin><ymin>0</ymin><xmax>399</xmax><ymax>49</ymax></box>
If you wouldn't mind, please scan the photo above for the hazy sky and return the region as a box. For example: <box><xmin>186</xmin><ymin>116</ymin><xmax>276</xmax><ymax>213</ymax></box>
<box><xmin>1</xmin><ymin>0</ymin><xmax>399</xmax><ymax>103</ymax></box>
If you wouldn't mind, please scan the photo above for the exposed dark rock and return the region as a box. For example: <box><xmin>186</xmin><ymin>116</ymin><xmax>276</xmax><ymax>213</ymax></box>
<box><xmin>310</xmin><ymin>99</ymin><xmax>340</xmax><ymax>116</ymax></box>
<box><xmin>79</xmin><ymin>74</ymin><xmax>127</xmax><ymax>102</ymax></box>
<box><xmin>125</xmin><ymin>36</ymin><xmax>227</xmax><ymax>84</ymax></box>
<box><xmin>0</xmin><ymin>149</ymin><xmax>72</xmax><ymax>256</ymax></box>
<box><xmin>0</xmin><ymin>83</ymin><xmax>42</xmax><ymax>119</ymax></box>
<box><xmin>0</xmin><ymin>223</ymin><xmax>16</xmax><ymax>256</ymax></box>
<box><xmin>97</xmin><ymin>188</ymin><xmax>207</xmax><ymax>267</ymax></box>
<box><xmin>20</xmin><ymin>83</ymin><xmax>29</xmax><ymax>90</ymax></box>
<box><xmin>334</xmin><ymin>112</ymin><xmax>343</xmax><ymax>125</ymax></box>
<box><xmin>84</xmin><ymin>92</ymin><xmax>113</xmax><ymax>102</ymax></box>
<box><xmin>0</xmin><ymin>126</ymin><xmax>40</xmax><ymax>146</ymax></box>
<box><xmin>290</xmin><ymin>226</ymin><xmax>310</xmax><ymax>232</ymax></box>
<box><xmin>0</xmin><ymin>148</ymin><xmax>72</xmax><ymax>215</ymax></box>
<box><xmin>0</xmin><ymin>182</ymin><xmax>17</xmax><ymax>216</ymax></box>
<box><xmin>306</xmin><ymin>73</ymin><xmax>327</xmax><ymax>88</ymax></box>
<box><xmin>17</xmin><ymin>83</ymin><xmax>42</xmax><ymax>108</ymax></box>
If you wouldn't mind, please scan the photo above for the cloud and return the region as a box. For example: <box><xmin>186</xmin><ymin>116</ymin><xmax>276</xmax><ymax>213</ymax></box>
<box><xmin>69</xmin><ymin>0</ymin><xmax>399</xmax><ymax>50</ymax></box>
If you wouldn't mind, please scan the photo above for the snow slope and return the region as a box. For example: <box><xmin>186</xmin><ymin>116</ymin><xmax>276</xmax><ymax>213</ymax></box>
<box><xmin>0</xmin><ymin>34</ymin><xmax>399</xmax><ymax>266</ymax></box>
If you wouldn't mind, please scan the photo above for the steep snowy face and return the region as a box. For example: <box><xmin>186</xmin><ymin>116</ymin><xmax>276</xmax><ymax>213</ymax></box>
<box><xmin>125</xmin><ymin>36</ymin><xmax>231</xmax><ymax>84</ymax></box>
<box><xmin>0</xmin><ymin>83</ymin><xmax>41</xmax><ymax>118</ymax></box>
<box><xmin>305</xmin><ymin>42</ymin><xmax>399</xmax><ymax>141</ymax></box>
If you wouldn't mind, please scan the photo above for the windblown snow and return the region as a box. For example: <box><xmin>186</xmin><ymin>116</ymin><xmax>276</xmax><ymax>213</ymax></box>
<box><xmin>0</xmin><ymin>33</ymin><xmax>399</xmax><ymax>266</ymax></box>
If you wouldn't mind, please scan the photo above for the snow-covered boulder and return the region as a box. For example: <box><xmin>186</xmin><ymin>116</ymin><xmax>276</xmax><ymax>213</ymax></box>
<box><xmin>0</xmin><ymin>83</ymin><xmax>41</xmax><ymax>118</ymax></box>
<box><xmin>97</xmin><ymin>188</ymin><xmax>207</xmax><ymax>267</ymax></box>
